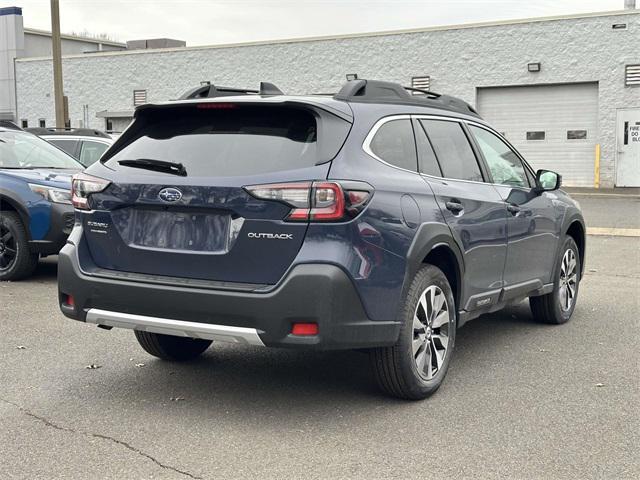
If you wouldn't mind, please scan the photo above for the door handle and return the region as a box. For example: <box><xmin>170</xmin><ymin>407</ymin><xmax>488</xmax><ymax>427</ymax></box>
<box><xmin>506</xmin><ymin>204</ymin><xmax>521</xmax><ymax>215</ymax></box>
<box><xmin>445</xmin><ymin>200</ymin><xmax>464</xmax><ymax>214</ymax></box>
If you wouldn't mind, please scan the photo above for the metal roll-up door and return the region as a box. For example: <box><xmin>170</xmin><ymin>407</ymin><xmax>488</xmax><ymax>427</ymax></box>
<box><xmin>477</xmin><ymin>83</ymin><xmax>598</xmax><ymax>187</ymax></box>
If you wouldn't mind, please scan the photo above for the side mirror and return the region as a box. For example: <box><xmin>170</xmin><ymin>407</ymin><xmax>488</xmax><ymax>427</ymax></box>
<box><xmin>535</xmin><ymin>169</ymin><xmax>562</xmax><ymax>192</ymax></box>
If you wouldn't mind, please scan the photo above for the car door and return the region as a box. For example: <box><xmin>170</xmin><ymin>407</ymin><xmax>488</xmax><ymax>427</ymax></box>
<box><xmin>467</xmin><ymin>124</ymin><xmax>561</xmax><ymax>292</ymax></box>
<box><xmin>415</xmin><ymin>117</ymin><xmax>508</xmax><ymax>312</ymax></box>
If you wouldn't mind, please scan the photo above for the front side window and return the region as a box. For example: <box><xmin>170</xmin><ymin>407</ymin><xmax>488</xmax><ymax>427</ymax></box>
<box><xmin>369</xmin><ymin>119</ymin><xmax>417</xmax><ymax>171</ymax></box>
<box><xmin>470</xmin><ymin>126</ymin><xmax>528</xmax><ymax>188</ymax></box>
<box><xmin>419</xmin><ymin>119</ymin><xmax>482</xmax><ymax>182</ymax></box>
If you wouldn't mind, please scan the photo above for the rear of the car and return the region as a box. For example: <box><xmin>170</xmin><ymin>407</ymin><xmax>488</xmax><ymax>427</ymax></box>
<box><xmin>58</xmin><ymin>98</ymin><xmax>395</xmax><ymax>349</ymax></box>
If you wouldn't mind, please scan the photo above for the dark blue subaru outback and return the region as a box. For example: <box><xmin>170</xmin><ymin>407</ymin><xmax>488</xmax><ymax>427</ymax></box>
<box><xmin>58</xmin><ymin>80</ymin><xmax>585</xmax><ymax>399</ymax></box>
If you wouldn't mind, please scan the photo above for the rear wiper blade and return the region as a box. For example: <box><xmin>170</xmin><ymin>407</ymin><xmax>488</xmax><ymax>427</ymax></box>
<box><xmin>118</xmin><ymin>158</ymin><xmax>187</xmax><ymax>176</ymax></box>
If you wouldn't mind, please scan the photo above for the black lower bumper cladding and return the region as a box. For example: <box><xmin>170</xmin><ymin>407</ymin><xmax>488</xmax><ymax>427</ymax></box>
<box><xmin>58</xmin><ymin>237</ymin><xmax>400</xmax><ymax>350</ymax></box>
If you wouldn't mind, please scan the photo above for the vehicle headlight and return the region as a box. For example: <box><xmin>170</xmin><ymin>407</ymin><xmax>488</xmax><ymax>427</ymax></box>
<box><xmin>28</xmin><ymin>183</ymin><xmax>72</xmax><ymax>205</ymax></box>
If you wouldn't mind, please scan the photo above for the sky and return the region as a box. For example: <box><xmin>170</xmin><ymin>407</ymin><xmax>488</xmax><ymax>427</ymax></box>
<box><xmin>0</xmin><ymin>0</ymin><xmax>629</xmax><ymax>46</ymax></box>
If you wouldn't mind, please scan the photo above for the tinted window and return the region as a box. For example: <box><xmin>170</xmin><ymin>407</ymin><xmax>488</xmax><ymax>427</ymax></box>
<box><xmin>0</xmin><ymin>131</ymin><xmax>81</xmax><ymax>169</ymax></box>
<box><xmin>420</xmin><ymin>120</ymin><xmax>482</xmax><ymax>182</ymax></box>
<box><xmin>79</xmin><ymin>140</ymin><xmax>109</xmax><ymax>166</ymax></box>
<box><xmin>414</xmin><ymin>121</ymin><xmax>442</xmax><ymax>177</ymax></box>
<box><xmin>470</xmin><ymin>126</ymin><xmax>528</xmax><ymax>188</ymax></box>
<box><xmin>105</xmin><ymin>106</ymin><xmax>322</xmax><ymax>177</ymax></box>
<box><xmin>49</xmin><ymin>138</ymin><xmax>79</xmax><ymax>157</ymax></box>
<box><xmin>369</xmin><ymin>119</ymin><xmax>417</xmax><ymax>171</ymax></box>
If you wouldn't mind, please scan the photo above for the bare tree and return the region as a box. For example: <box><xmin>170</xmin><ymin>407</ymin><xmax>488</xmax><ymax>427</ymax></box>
<box><xmin>66</xmin><ymin>30</ymin><xmax>119</xmax><ymax>42</ymax></box>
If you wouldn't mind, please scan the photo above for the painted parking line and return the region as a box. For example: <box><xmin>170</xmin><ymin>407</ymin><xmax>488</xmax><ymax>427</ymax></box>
<box><xmin>587</xmin><ymin>227</ymin><xmax>640</xmax><ymax>237</ymax></box>
<box><xmin>569</xmin><ymin>193</ymin><xmax>640</xmax><ymax>199</ymax></box>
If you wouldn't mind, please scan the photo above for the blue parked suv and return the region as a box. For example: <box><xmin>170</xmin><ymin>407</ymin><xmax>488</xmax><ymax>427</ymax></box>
<box><xmin>58</xmin><ymin>80</ymin><xmax>585</xmax><ymax>399</ymax></box>
<box><xmin>0</xmin><ymin>122</ymin><xmax>82</xmax><ymax>280</ymax></box>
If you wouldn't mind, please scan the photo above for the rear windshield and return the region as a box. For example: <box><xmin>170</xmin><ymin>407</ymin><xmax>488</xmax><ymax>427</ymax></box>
<box><xmin>105</xmin><ymin>106</ymin><xmax>320</xmax><ymax>177</ymax></box>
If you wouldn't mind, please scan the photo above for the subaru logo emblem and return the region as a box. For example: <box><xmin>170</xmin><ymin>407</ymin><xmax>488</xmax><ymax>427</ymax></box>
<box><xmin>158</xmin><ymin>187</ymin><xmax>182</xmax><ymax>202</ymax></box>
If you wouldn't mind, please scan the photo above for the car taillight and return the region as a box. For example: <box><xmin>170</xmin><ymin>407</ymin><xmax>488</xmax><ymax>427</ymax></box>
<box><xmin>71</xmin><ymin>173</ymin><xmax>110</xmax><ymax>210</ymax></box>
<box><xmin>244</xmin><ymin>181</ymin><xmax>372</xmax><ymax>222</ymax></box>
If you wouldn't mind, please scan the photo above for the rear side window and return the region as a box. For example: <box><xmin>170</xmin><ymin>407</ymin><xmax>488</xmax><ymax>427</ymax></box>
<box><xmin>368</xmin><ymin>119</ymin><xmax>417</xmax><ymax>171</ymax></box>
<box><xmin>420</xmin><ymin>119</ymin><xmax>483</xmax><ymax>182</ymax></box>
<box><xmin>49</xmin><ymin>138</ymin><xmax>79</xmax><ymax>157</ymax></box>
<box><xmin>79</xmin><ymin>140</ymin><xmax>109</xmax><ymax>166</ymax></box>
<box><xmin>105</xmin><ymin>106</ymin><xmax>325</xmax><ymax>177</ymax></box>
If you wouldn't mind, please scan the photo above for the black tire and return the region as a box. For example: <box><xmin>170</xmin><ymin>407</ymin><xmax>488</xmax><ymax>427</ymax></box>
<box><xmin>370</xmin><ymin>264</ymin><xmax>456</xmax><ymax>400</ymax></box>
<box><xmin>0</xmin><ymin>211</ymin><xmax>39</xmax><ymax>281</ymax></box>
<box><xmin>134</xmin><ymin>331</ymin><xmax>212</xmax><ymax>361</ymax></box>
<box><xmin>530</xmin><ymin>236</ymin><xmax>581</xmax><ymax>325</ymax></box>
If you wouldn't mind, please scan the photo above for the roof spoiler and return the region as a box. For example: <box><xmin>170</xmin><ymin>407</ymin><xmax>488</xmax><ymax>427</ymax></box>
<box><xmin>334</xmin><ymin>79</ymin><xmax>479</xmax><ymax>117</ymax></box>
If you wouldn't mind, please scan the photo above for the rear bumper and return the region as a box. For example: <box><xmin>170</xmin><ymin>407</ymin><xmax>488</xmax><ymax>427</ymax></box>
<box><xmin>58</xmin><ymin>241</ymin><xmax>400</xmax><ymax>350</ymax></box>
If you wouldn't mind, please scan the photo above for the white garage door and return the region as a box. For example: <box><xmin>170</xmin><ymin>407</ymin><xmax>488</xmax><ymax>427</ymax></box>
<box><xmin>477</xmin><ymin>83</ymin><xmax>598</xmax><ymax>187</ymax></box>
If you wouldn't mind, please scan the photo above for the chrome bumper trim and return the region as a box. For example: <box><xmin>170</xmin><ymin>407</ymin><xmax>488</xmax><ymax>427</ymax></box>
<box><xmin>85</xmin><ymin>308</ymin><xmax>265</xmax><ymax>346</ymax></box>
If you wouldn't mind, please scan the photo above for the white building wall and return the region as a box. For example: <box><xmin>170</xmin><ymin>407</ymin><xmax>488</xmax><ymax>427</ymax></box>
<box><xmin>15</xmin><ymin>10</ymin><xmax>640</xmax><ymax>187</ymax></box>
<box><xmin>23</xmin><ymin>32</ymin><xmax>124</xmax><ymax>57</ymax></box>
<box><xmin>0</xmin><ymin>9</ymin><xmax>24</xmax><ymax>120</ymax></box>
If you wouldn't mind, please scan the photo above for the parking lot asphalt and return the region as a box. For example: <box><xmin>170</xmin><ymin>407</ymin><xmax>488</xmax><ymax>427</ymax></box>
<box><xmin>1</xmin><ymin>198</ymin><xmax>639</xmax><ymax>480</ymax></box>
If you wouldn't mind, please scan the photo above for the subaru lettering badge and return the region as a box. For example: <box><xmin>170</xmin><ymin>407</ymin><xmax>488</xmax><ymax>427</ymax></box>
<box><xmin>158</xmin><ymin>187</ymin><xmax>183</xmax><ymax>202</ymax></box>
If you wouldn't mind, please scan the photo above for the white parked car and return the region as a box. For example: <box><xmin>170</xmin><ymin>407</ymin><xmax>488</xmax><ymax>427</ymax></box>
<box><xmin>27</xmin><ymin>128</ymin><xmax>114</xmax><ymax>167</ymax></box>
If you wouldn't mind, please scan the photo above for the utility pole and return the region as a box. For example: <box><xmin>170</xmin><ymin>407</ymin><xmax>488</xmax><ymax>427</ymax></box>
<box><xmin>50</xmin><ymin>0</ymin><xmax>65</xmax><ymax>127</ymax></box>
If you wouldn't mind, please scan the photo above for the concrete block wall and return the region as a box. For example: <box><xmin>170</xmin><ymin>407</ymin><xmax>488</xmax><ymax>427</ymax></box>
<box><xmin>15</xmin><ymin>11</ymin><xmax>640</xmax><ymax>187</ymax></box>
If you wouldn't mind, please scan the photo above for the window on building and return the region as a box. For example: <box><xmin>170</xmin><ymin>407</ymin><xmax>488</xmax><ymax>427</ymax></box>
<box><xmin>567</xmin><ymin>130</ymin><xmax>587</xmax><ymax>140</ymax></box>
<box><xmin>39</xmin><ymin>119</ymin><xmax>46</xmax><ymax>128</ymax></box>
<box><xmin>526</xmin><ymin>131</ymin><xmax>545</xmax><ymax>141</ymax></box>
<box><xmin>21</xmin><ymin>119</ymin><xmax>28</xmax><ymax>128</ymax></box>
<box><xmin>368</xmin><ymin>119</ymin><xmax>418</xmax><ymax>172</ymax></box>
<box><xmin>133</xmin><ymin>90</ymin><xmax>147</xmax><ymax>106</ymax></box>
<box><xmin>105</xmin><ymin>119</ymin><xmax>113</xmax><ymax>131</ymax></box>
<box><xmin>419</xmin><ymin>119</ymin><xmax>483</xmax><ymax>182</ymax></box>
<box><xmin>470</xmin><ymin>125</ymin><xmax>529</xmax><ymax>188</ymax></box>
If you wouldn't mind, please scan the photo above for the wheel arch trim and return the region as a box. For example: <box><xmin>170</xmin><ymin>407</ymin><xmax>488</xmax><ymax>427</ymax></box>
<box><xmin>403</xmin><ymin>222</ymin><xmax>465</xmax><ymax>316</ymax></box>
<box><xmin>562</xmin><ymin>214</ymin><xmax>586</xmax><ymax>277</ymax></box>
<box><xmin>0</xmin><ymin>190</ymin><xmax>32</xmax><ymax>240</ymax></box>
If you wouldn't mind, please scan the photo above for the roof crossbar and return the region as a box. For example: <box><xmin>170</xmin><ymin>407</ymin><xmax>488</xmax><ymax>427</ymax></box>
<box><xmin>334</xmin><ymin>79</ymin><xmax>479</xmax><ymax>117</ymax></box>
<box><xmin>25</xmin><ymin>127</ymin><xmax>111</xmax><ymax>138</ymax></box>
<box><xmin>179</xmin><ymin>82</ymin><xmax>284</xmax><ymax>100</ymax></box>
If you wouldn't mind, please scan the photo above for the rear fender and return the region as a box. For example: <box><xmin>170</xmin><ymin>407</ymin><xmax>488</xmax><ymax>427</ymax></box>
<box><xmin>402</xmin><ymin>222</ymin><xmax>465</xmax><ymax>317</ymax></box>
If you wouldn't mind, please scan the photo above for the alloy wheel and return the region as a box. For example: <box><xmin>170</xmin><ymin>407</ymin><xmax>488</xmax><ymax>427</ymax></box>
<box><xmin>0</xmin><ymin>225</ymin><xmax>17</xmax><ymax>271</ymax></box>
<box><xmin>412</xmin><ymin>285</ymin><xmax>450</xmax><ymax>380</ymax></box>
<box><xmin>558</xmin><ymin>248</ymin><xmax>578</xmax><ymax>311</ymax></box>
